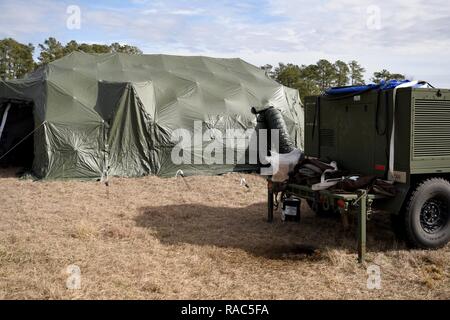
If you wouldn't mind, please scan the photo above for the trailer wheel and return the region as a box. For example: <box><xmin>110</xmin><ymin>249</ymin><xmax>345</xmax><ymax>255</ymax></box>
<box><xmin>404</xmin><ymin>178</ymin><xmax>450</xmax><ymax>249</ymax></box>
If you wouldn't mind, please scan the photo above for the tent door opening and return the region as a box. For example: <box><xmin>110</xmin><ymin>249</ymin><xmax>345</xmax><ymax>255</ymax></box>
<box><xmin>0</xmin><ymin>100</ymin><xmax>34</xmax><ymax>168</ymax></box>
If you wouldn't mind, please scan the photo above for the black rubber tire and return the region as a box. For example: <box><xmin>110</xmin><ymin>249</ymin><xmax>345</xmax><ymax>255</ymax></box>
<box><xmin>404</xmin><ymin>178</ymin><xmax>450</xmax><ymax>249</ymax></box>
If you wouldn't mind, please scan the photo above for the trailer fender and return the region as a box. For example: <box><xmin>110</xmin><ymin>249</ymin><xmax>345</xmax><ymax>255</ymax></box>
<box><xmin>376</xmin><ymin>183</ymin><xmax>411</xmax><ymax>215</ymax></box>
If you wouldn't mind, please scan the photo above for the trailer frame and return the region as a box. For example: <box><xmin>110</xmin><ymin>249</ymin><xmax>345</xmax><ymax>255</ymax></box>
<box><xmin>267</xmin><ymin>179</ymin><xmax>385</xmax><ymax>263</ymax></box>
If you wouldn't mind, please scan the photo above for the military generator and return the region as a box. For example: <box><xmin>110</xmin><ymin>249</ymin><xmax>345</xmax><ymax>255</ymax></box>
<box><xmin>300</xmin><ymin>87</ymin><xmax>450</xmax><ymax>251</ymax></box>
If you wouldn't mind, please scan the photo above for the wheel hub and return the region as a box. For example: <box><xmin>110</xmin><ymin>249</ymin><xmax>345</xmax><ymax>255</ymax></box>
<box><xmin>420</xmin><ymin>199</ymin><xmax>448</xmax><ymax>234</ymax></box>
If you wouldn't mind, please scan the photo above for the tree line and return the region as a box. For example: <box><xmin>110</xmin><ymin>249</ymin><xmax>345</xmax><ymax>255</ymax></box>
<box><xmin>0</xmin><ymin>37</ymin><xmax>141</xmax><ymax>80</ymax></box>
<box><xmin>261</xmin><ymin>61</ymin><xmax>406</xmax><ymax>100</ymax></box>
<box><xmin>1</xmin><ymin>37</ymin><xmax>406</xmax><ymax>100</ymax></box>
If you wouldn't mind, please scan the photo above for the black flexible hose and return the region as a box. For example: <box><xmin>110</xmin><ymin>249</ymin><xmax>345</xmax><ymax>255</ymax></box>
<box><xmin>255</xmin><ymin>107</ymin><xmax>295</xmax><ymax>154</ymax></box>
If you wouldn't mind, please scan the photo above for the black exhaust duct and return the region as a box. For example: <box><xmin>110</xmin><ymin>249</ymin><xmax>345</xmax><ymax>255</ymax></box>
<box><xmin>252</xmin><ymin>106</ymin><xmax>295</xmax><ymax>154</ymax></box>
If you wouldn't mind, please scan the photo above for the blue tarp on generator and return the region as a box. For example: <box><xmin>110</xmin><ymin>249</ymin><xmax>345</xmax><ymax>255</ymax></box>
<box><xmin>325</xmin><ymin>80</ymin><xmax>412</xmax><ymax>95</ymax></box>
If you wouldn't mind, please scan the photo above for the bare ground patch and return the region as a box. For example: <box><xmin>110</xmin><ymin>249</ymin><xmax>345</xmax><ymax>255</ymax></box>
<box><xmin>0</xmin><ymin>168</ymin><xmax>448</xmax><ymax>299</ymax></box>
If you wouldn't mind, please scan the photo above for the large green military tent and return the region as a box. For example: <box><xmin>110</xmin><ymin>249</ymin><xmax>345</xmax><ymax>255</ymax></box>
<box><xmin>0</xmin><ymin>52</ymin><xmax>303</xmax><ymax>179</ymax></box>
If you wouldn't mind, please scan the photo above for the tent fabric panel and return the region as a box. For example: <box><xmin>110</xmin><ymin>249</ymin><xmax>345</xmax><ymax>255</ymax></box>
<box><xmin>43</xmin><ymin>122</ymin><xmax>104</xmax><ymax>179</ymax></box>
<box><xmin>46</xmin><ymin>81</ymin><xmax>103</xmax><ymax>124</ymax></box>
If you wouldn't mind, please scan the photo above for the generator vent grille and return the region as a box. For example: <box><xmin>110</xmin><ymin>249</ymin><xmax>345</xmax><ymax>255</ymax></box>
<box><xmin>413</xmin><ymin>99</ymin><xmax>450</xmax><ymax>158</ymax></box>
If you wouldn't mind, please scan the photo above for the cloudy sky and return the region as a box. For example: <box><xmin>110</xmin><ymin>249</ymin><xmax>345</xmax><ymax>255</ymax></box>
<box><xmin>1</xmin><ymin>0</ymin><xmax>450</xmax><ymax>86</ymax></box>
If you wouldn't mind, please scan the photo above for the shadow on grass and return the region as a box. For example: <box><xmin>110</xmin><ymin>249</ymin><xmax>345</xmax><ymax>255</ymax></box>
<box><xmin>135</xmin><ymin>202</ymin><xmax>404</xmax><ymax>260</ymax></box>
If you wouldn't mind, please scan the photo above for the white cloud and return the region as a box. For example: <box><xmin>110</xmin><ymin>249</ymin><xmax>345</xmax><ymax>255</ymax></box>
<box><xmin>169</xmin><ymin>9</ymin><xmax>205</xmax><ymax>16</ymax></box>
<box><xmin>1</xmin><ymin>0</ymin><xmax>450</xmax><ymax>86</ymax></box>
<box><xmin>0</xmin><ymin>0</ymin><xmax>67</xmax><ymax>38</ymax></box>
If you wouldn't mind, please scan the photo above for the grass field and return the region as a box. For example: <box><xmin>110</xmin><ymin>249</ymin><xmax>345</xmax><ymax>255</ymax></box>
<box><xmin>0</xmin><ymin>168</ymin><xmax>448</xmax><ymax>299</ymax></box>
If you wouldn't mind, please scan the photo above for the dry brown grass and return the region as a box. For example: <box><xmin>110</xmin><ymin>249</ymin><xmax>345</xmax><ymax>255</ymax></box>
<box><xmin>0</xmin><ymin>168</ymin><xmax>449</xmax><ymax>300</ymax></box>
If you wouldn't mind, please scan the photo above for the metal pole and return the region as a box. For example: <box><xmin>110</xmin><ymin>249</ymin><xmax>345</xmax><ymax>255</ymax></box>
<box><xmin>357</xmin><ymin>189</ymin><xmax>367</xmax><ymax>263</ymax></box>
<box><xmin>268</xmin><ymin>179</ymin><xmax>274</xmax><ymax>223</ymax></box>
<box><xmin>0</xmin><ymin>103</ymin><xmax>12</xmax><ymax>142</ymax></box>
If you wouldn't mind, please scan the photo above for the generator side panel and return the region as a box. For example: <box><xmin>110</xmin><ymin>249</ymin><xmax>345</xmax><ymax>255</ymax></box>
<box><xmin>333</xmin><ymin>92</ymin><xmax>378</xmax><ymax>175</ymax></box>
<box><xmin>304</xmin><ymin>91</ymin><xmax>392</xmax><ymax>178</ymax></box>
<box><xmin>322</xmin><ymin>91</ymin><xmax>389</xmax><ymax>176</ymax></box>
<box><xmin>410</xmin><ymin>89</ymin><xmax>450</xmax><ymax>174</ymax></box>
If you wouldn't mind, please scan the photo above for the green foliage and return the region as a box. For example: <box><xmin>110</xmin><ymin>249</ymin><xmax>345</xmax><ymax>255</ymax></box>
<box><xmin>266</xmin><ymin>59</ymin><xmax>368</xmax><ymax>101</ymax></box>
<box><xmin>371</xmin><ymin>69</ymin><xmax>406</xmax><ymax>84</ymax></box>
<box><xmin>316</xmin><ymin>59</ymin><xmax>337</xmax><ymax>91</ymax></box>
<box><xmin>274</xmin><ymin>63</ymin><xmax>302</xmax><ymax>88</ymax></box>
<box><xmin>0</xmin><ymin>38</ymin><xmax>35</xmax><ymax>80</ymax></box>
<box><xmin>0</xmin><ymin>37</ymin><xmax>144</xmax><ymax>80</ymax></box>
<box><xmin>38</xmin><ymin>37</ymin><xmax>65</xmax><ymax>65</ymax></box>
<box><xmin>335</xmin><ymin>60</ymin><xmax>350</xmax><ymax>87</ymax></box>
<box><xmin>265</xmin><ymin>59</ymin><xmax>407</xmax><ymax>101</ymax></box>
<box><xmin>110</xmin><ymin>42</ymin><xmax>143</xmax><ymax>55</ymax></box>
<box><xmin>348</xmin><ymin>60</ymin><xmax>366</xmax><ymax>85</ymax></box>
<box><xmin>267</xmin><ymin>63</ymin><xmax>322</xmax><ymax>101</ymax></box>
<box><xmin>37</xmin><ymin>38</ymin><xmax>143</xmax><ymax>65</ymax></box>
<box><xmin>77</xmin><ymin>43</ymin><xmax>110</xmax><ymax>54</ymax></box>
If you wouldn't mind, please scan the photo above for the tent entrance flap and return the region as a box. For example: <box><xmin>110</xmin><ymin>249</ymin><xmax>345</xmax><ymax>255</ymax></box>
<box><xmin>0</xmin><ymin>100</ymin><xmax>34</xmax><ymax>168</ymax></box>
<box><xmin>97</xmin><ymin>82</ymin><xmax>155</xmax><ymax>177</ymax></box>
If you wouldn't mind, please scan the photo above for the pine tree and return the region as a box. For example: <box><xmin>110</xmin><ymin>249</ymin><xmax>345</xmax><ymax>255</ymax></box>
<box><xmin>335</xmin><ymin>60</ymin><xmax>350</xmax><ymax>87</ymax></box>
<box><xmin>0</xmin><ymin>38</ymin><xmax>35</xmax><ymax>80</ymax></box>
<box><xmin>371</xmin><ymin>69</ymin><xmax>406</xmax><ymax>84</ymax></box>
<box><xmin>38</xmin><ymin>37</ymin><xmax>65</xmax><ymax>65</ymax></box>
<box><xmin>348</xmin><ymin>60</ymin><xmax>366</xmax><ymax>85</ymax></box>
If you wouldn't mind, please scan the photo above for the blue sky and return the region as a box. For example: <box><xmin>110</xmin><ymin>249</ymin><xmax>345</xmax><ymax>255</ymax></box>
<box><xmin>1</xmin><ymin>0</ymin><xmax>450</xmax><ymax>86</ymax></box>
